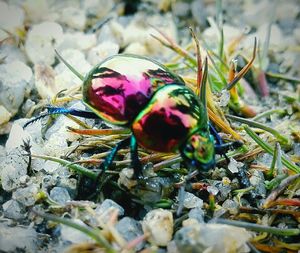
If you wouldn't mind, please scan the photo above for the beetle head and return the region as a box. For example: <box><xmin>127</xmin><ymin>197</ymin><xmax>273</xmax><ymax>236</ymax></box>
<box><xmin>180</xmin><ymin>132</ymin><xmax>215</xmax><ymax>171</ymax></box>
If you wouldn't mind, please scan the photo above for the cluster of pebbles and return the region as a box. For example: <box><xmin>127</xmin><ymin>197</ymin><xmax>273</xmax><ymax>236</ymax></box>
<box><xmin>0</xmin><ymin>0</ymin><xmax>299</xmax><ymax>252</ymax></box>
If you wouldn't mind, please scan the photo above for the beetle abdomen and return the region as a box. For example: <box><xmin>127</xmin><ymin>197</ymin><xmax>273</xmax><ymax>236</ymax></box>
<box><xmin>82</xmin><ymin>54</ymin><xmax>184</xmax><ymax>125</ymax></box>
<box><xmin>132</xmin><ymin>85</ymin><xmax>204</xmax><ymax>153</ymax></box>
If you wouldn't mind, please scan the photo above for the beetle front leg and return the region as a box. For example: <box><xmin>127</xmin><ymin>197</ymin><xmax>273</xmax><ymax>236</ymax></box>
<box><xmin>210</xmin><ymin>123</ymin><xmax>243</xmax><ymax>162</ymax></box>
<box><xmin>130</xmin><ymin>135</ymin><xmax>143</xmax><ymax>179</ymax></box>
<box><xmin>214</xmin><ymin>141</ymin><xmax>243</xmax><ymax>161</ymax></box>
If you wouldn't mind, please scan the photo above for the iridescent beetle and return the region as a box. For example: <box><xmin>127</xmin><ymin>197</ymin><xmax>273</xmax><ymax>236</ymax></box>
<box><xmin>25</xmin><ymin>38</ymin><xmax>256</xmax><ymax>180</ymax></box>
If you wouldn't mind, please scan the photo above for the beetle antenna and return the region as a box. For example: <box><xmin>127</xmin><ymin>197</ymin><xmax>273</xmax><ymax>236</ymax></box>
<box><xmin>54</xmin><ymin>49</ymin><xmax>84</xmax><ymax>81</ymax></box>
<box><xmin>23</xmin><ymin>106</ymin><xmax>99</xmax><ymax>128</ymax></box>
<box><xmin>23</xmin><ymin>106</ymin><xmax>69</xmax><ymax>128</ymax></box>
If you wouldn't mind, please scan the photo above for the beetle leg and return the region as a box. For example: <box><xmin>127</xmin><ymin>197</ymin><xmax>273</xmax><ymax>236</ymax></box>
<box><xmin>94</xmin><ymin>137</ymin><xmax>131</xmax><ymax>196</ymax></box>
<box><xmin>215</xmin><ymin>141</ymin><xmax>243</xmax><ymax>163</ymax></box>
<box><xmin>209</xmin><ymin>123</ymin><xmax>223</xmax><ymax>145</ymax></box>
<box><xmin>210</xmin><ymin>123</ymin><xmax>243</xmax><ymax>162</ymax></box>
<box><xmin>24</xmin><ymin>106</ymin><xmax>98</xmax><ymax>128</ymax></box>
<box><xmin>130</xmin><ymin>135</ymin><xmax>143</xmax><ymax>179</ymax></box>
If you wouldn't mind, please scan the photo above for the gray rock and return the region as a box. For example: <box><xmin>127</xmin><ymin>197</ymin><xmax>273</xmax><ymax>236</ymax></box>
<box><xmin>95</xmin><ymin>199</ymin><xmax>125</xmax><ymax>219</ymax></box>
<box><xmin>49</xmin><ymin>187</ymin><xmax>71</xmax><ymax>205</ymax></box>
<box><xmin>142</xmin><ymin>208</ymin><xmax>173</xmax><ymax>247</ymax></box>
<box><xmin>222</xmin><ymin>199</ymin><xmax>239</xmax><ymax>215</ymax></box>
<box><xmin>116</xmin><ymin>217</ymin><xmax>145</xmax><ymax>251</ymax></box>
<box><xmin>174</xmin><ymin>223</ymin><xmax>251</xmax><ymax>253</ymax></box>
<box><xmin>2</xmin><ymin>199</ymin><xmax>26</xmax><ymax>220</ymax></box>
<box><xmin>0</xmin><ymin>2</ymin><xmax>25</xmax><ymax>34</ymax></box>
<box><xmin>0</xmin><ymin>147</ymin><xmax>29</xmax><ymax>192</ymax></box>
<box><xmin>0</xmin><ymin>222</ymin><xmax>39</xmax><ymax>252</ymax></box>
<box><xmin>12</xmin><ymin>184</ymin><xmax>39</xmax><ymax>206</ymax></box>
<box><xmin>60</xmin><ymin>7</ymin><xmax>86</xmax><ymax>30</ymax></box>
<box><xmin>188</xmin><ymin>208</ymin><xmax>205</xmax><ymax>223</ymax></box>
<box><xmin>25</xmin><ymin>21</ymin><xmax>63</xmax><ymax>65</ymax></box>
<box><xmin>0</xmin><ymin>61</ymin><xmax>32</xmax><ymax>116</ymax></box>
<box><xmin>249</xmin><ymin>169</ymin><xmax>266</xmax><ymax>198</ymax></box>
<box><xmin>183</xmin><ymin>192</ymin><xmax>203</xmax><ymax>209</ymax></box>
<box><xmin>0</xmin><ymin>44</ymin><xmax>27</xmax><ymax>64</ymax></box>
<box><xmin>61</xmin><ymin>219</ymin><xmax>92</xmax><ymax>243</ymax></box>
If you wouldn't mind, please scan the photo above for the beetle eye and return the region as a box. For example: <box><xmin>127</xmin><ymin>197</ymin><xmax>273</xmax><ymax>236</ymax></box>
<box><xmin>185</xmin><ymin>144</ymin><xmax>194</xmax><ymax>153</ymax></box>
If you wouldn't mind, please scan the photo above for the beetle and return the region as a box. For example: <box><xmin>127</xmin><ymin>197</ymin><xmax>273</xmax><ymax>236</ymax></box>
<box><xmin>25</xmin><ymin>47</ymin><xmax>253</xmax><ymax>180</ymax></box>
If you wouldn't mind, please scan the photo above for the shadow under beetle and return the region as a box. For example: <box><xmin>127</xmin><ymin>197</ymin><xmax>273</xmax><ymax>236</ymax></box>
<box><xmin>25</xmin><ymin>50</ymin><xmax>248</xmax><ymax>180</ymax></box>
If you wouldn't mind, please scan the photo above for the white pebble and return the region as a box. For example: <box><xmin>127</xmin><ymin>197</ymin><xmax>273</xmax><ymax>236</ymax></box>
<box><xmin>58</xmin><ymin>32</ymin><xmax>97</xmax><ymax>52</ymax></box>
<box><xmin>61</xmin><ymin>7</ymin><xmax>86</xmax><ymax>30</ymax></box>
<box><xmin>34</xmin><ymin>63</ymin><xmax>56</xmax><ymax>99</ymax></box>
<box><xmin>183</xmin><ymin>192</ymin><xmax>203</xmax><ymax>209</ymax></box>
<box><xmin>1</xmin><ymin>164</ymin><xmax>27</xmax><ymax>192</ymax></box>
<box><xmin>54</xmin><ymin>49</ymin><xmax>92</xmax><ymax>91</ymax></box>
<box><xmin>87</xmin><ymin>41</ymin><xmax>119</xmax><ymax>65</ymax></box>
<box><xmin>0</xmin><ymin>106</ymin><xmax>12</xmax><ymax>125</ymax></box>
<box><xmin>0</xmin><ymin>2</ymin><xmax>25</xmax><ymax>35</ymax></box>
<box><xmin>25</xmin><ymin>22</ymin><xmax>63</xmax><ymax>65</ymax></box>
<box><xmin>228</xmin><ymin>157</ymin><xmax>243</xmax><ymax>173</ymax></box>
<box><xmin>61</xmin><ymin>219</ymin><xmax>92</xmax><ymax>243</ymax></box>
<box><xmin>142</xmin><ymin>208</ymin><xmax>173</xmax><ymax>246</ymax></box>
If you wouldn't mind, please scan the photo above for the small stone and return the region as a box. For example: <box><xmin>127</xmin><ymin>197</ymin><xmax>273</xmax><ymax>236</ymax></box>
<box><xmin>172</xmin><ymin>2</ymin><xmax>190</xmax><ymax>17</ymax></box>
<box><xmin>0</xmin><ymin>222</ymin><xmax>39</xmax><ymax>252</ymax></box>
<box><xmin>0</xmin><ymin>2</ymin><xmax>25</xmax><ymax>35</ymax></box>
<box><xmin>87</xmin><ymin>42</ymin><xmax>120</xmax><ymax>66</ymax></box>
<box><xmin>167</xmin><ymin>240</ymin><xmax>180</xmax><ymax>253</ymax></box>
<box><xmin>222</xmin><ymin>199</ymin><xmax>239</xmax><ymax>215</ymax></box>
<box><xmin>188</xmin><ymin>207</ymin><xmax>205</xmax><ymax>223</ymax></box>
<box><xmin>12</xmin><ymin>184</ymin><xmax>39</xmax><ymax>206</ymax></box>
<box><xmin>191</xmin><ymin>0</ymin><xmax>207</xmax><ymax>27</ymax></box>
<box><xmin>3</xmin><ymin>199</ymin><xmax>26</xmax><ymax>220</ymax></box>
<box><xmin>34</xmin><ymin>63</ymin><xmax>56</xmax><ymax>99</ymax></box>
<box><xmin>61</xmin><ymin>7</ymin><xmax>86</xmax><ymax>30</ymax></box>
<box><xmin>116</xmin><ymin>217</ymin><xmax>145</xmax><ymax>251</ymax></box>
<box><xmin>0</xmin><ymin>61</ymin><xmax>33</xmax><ymax>116</ymax></box>
<box><xmin>19</xmin><ymin>175</ymin><xmax>30</xmax><ymax>184</ymax></box>
<box><xmin>21</xmin><ymin>99</ymin><xmax>36</xmax><ymax>116</ymax></box>
<box><xmin>228</xmin><ymin>157</ymin><xmax>243</xmax><ymax>173</ymax></box>
<box><xmin>0</xmin><ymin>148</ymin><xmax>28</xmax><ymax>191</ymax></box>
<box><xmin>142</xmin><ymin>208</ymin><xmax>173</xmax><ymax>246</ymax></box>
<box><xmin>219</xmin><ymin>90</ymin><xmax>231</xmax><ymax>107</ymax></box>
<box><xmin>174</xmin><ymin>223</ymin><xmax>251</xmax><ymax>253</ymax></box>
<box><xmin>0</xmin><ymin>44</ymin><xmax>27</xmax><ymax>64</ymax></box>
<box><xmin>58</xmin><ymin>32</ymin><xmax>97</xmax><ymax>52</ymax></box>
<box><xmin>61</xmin><ymin>219</ymin><xmax>92</xmax><ymax>243</ymax></box>
<box><xmin>124</xmin><ymin>42</ymin><xmax>148</xmax><ymax>55</ymax></box>
<box><xmin>22</xmin><ymin>0</ymin><xmax>52</xmax><ymax>23</ymax></box>
<box><xmin>249</xmin><ymin>170</ymin><xmax>266</xmax><ymax>198</ymax></box>
<box><xmin>276</xmin><ymin>1</ymin><xmax>300</xmax><ymax>21</ymax></box>
<box><xmin>42</xmin><ymin>160</ymin><xmax>64</xmax><ymax>174</ymax></box>
<box><xmin>183</xmin><ymin>192</ymin><xmax>203</xmax><ymax>209</ymax></box>
<box><xmin>95</xmin><ymin>199</ymin><xmax>125</xmax><ymax>223</ymax></box>
<box><xmin>207</xmin><ymin>185</ymin><xmax>219</xmax><ymax>196</ymax></box>
<box><xmin>49</xmin><ymin>187</ymin><xmax>71</xmax><ymax>205</ymax></box>
<box><xmin>0</xmin><ymin>105</ymin><xmax>12</xmax><ymax>125</ymax></box>
<box><xmin>54</xmin><ymin>49</ymin><xmax>91</xmax><ymax>91</ymax></box>
<box><xmin>25</xmin><ymin>21</ymin><xmax>63</xmax><ymax>65</ymax></box>
<box><xmin>82</xmin><ymin>0</ymin><xmax>114</xmax><ymax>19</ymax></box>
<box><xmin>118</xmin><ymin>168</ymin><xmax>137</xmax><ymax>189</ymax></box>
<box><xmin>57</xmin><ymin>177</ymin><xmax>78</xmax><ymax>199</ymax></box>
<box><xmin>5</xmin><ymin>122</ymin><xmax>31</xmax><ymax>152</ymax></box>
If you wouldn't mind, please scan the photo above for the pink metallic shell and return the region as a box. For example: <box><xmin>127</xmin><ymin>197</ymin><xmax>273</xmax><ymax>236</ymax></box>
<box><xmin>82</xmin><ymin>54</ymin><xmax>184</xmax><ymax>125</ymax></box>
<box><xmin>132</xmin><ymin>85</ymin><xmax>204</xmax><ymax>153</ymax></box>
